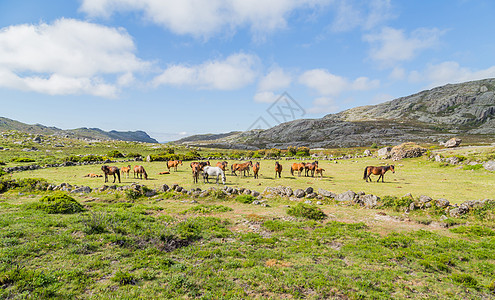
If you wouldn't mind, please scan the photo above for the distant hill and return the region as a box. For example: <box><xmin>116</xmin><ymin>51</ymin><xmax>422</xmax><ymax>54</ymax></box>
<box><xmin>175</xmin><ymin>78</ymin><xmax>495</xmax><ymax>149</ymax></box>
<box><xmin>0</xmin><ymin>117</ymin><xmax>159</xmax><ymax>143</ymax></box>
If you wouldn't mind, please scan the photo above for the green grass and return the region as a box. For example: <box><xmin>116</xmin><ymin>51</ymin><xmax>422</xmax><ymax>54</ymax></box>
<box><xmin>0</xmin><ymin>191</ymin><xmax>494</xmax><ymax>299</ymax></box>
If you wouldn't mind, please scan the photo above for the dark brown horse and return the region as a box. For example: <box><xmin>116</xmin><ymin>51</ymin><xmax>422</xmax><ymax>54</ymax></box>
<box><xmin>305</xmin><ymin>161</ymin><xmax>318</xmax><ymax>177</ymax></box>
<box><xmin>275</xmin><ymin>162</ymin><xmax>283</xmax><ymax>178</ymax></box>
<box><xmin>363</xmin><ymin>165</ymin><xmax>395</xmax><ymax>182</ymax></box>
<box><xmin>134</xmin><ymin>165</ymin><xmax>148</xmax><ymax>180</ymax></box>
<box><xmin>253</xmin><ymin>162</ymin><xmax>260</xmax><ymax>179</ymax></box>
<box><xmin>167</xmin><ymin>160</ymin><xmax>182</xmax><ymax>172</ymax></box>
<box><xmin>101</xmin><ymin>165</ymin><xmax>121</xmax><ymax>183</ymax></box>
<box><xmin>291</xmin><ymin>162</ymin><xmax>306</xmax><ymax>177</ymax></box>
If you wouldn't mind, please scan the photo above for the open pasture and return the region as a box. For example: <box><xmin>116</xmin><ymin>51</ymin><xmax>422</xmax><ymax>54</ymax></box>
<box><xmin>10</xmin><ymin>156</ymin><xmax>495</xmax><ymax>203</ymax></box>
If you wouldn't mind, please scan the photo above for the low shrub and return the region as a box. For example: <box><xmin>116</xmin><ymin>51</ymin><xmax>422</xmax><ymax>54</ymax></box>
<box><xmin>12</xmin><ymin>157</ymin><xmax>35</xmax><ymax>163</ymax></box>
<box><xmin>112</xmin><ymin>270</ymin><xmax>136</xmax><ymax>286</ymax></box>
<box><xmin>125</xmin><ymin>152</ymin><xmax>142</xmax><ymax>158</ymax></box>
<box><xmin>463</xmin><ymin>164</ymin><xmax>483</xmax><ymax>171</ymax></box>
<box><xmin>451</xmin><ymin>273</ymin><xmax>479</xmax><ymax>289</ymax></box>
<box><xmin>107</xmin><ymin>150</ymin><xmax>124</xmax><ymax>158</ymax></box>
<box><xmin>181</xmin><ymin>204</ymin><xmax>233</xmax><ymax>214</ymax></box>
<box><xmin>287</xmin><ymin>203</ymin><xmax>327</xmax><ymax>220</ymax></box>
<box><xmin>236</xmin><ymin>195</ymin><xmax>255</xmax><ymax>204</ymax></box>
<box><xmin>82</xmin><ymin>211</ymin><xmax>109</xmax><ymax>234</ymax></box>
<box><xmin>31</xmin><ymin>193</ymin><xmax>84</xmax><ymax>214</ymax></box>
<box><xmin>379</xmin><ymin>196</ymin><xmax>414</xmax><ymax>211</ymax></box>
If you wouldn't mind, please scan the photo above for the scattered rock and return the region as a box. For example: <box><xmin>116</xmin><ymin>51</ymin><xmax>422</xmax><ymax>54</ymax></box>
<box><xmin>483</xmin><ymin>160</ymin><xmax>495</xmax><ymax>172</ymax></box>
<box><xmin>377</xmin><ymin>147</ymin><xmax>392</xmax><ymax>158</ymax></box>
<box><xmin>318</xmin><ymin>188</ymin><xmax>336</xmax><ymax>198</ymax></box>
<box><xmin>294</xmin><ymin>189</ymin><xmax>305</xmax><ymax>198</ymax></box>
<box><xmin>335</xmin><ymin>190</ymin><xmax>356</xmax><ymax>202</ymax></box>
<box><xmin>435</xmin><ymin>198</ymin><xmax>450</xmax><ymax>208</ymax></box>
<box><xmin>443</xmin><ymin>137</ymin><xmax>462</xmax><ymax>148</ymax></box>
<box><xmin>360</xmin><ymin>194</ymin><xmax>379</xmax><ymax>209</ymax></box>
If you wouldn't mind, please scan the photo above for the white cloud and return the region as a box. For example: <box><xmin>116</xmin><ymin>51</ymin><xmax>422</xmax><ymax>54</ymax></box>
<box><xmin>0</xmin><ymin>18</ymin><xmax>149</xmax><ymax>97</ymax></box>
<box><xmin>257</xmin><ymin>67</ymin><xmax>292</xmax><ymax>92</ymax></box>
<box><xmin>299</xmin><ymin>69</ymin><xmax>379</xmax><ymax>95</ymax></box>
<box><xmin>307</xmin><ymin>96</ymin><xmax>339</xmax><ymax>114</ymax></box>
<box><xmin>331</xmin><ymin>0</ymin><xmax>395</xmax><ymax>32</ymax></box>
<box><xmin>410</xmin><ymin>61</ymin><xmax>495</xmax><ymax>88</ymax></box>
<box><xmin>254</xmin><ymin>91</ymin><xmax>280</xmax><ymax>103</ymax></box>
<box><xmin>363</xmin><ymin>26</ymin><xmax>444</xmax><ymax>67</ymax></box>
<box><xmin>299</xmin><ymin>68</ymin><xmax>379</xmax><ymax>114</ymax></box>
<box><xmin>80</xmin><ymin>0</ymin><xmax>330</xmax><ymax>39</ymax></box>
<box><xmin>299</xmin><ymin>69</ymin><xmax>348</xmax><ymax>95</ymax></box>
<box><xmin>153</xmin><ymin>53</ymin><xmax>259</xmax><ymax>90</ymax></box>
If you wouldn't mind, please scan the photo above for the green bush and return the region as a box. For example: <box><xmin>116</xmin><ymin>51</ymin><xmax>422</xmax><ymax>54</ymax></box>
<box><xmin>112</xmin><ymin>270</ymin><xmax>136</xmax><ymax>286</ymax></box>
<box><xmin>236</xmin><ymin>195</ymin><xmax>256</xmax><ymax>204</ymax></box>
<box><xmin>0</xmin><ymin>161</ymin><xmax>5</xmax><ymax>165</ymax></box>
<box><xmin>125</xmin><ymin>152</ymin><xmax>142</xmax><ymax>158</ymax></box>
<box><xmin>287</xmin><ymin>146</ymin><xmax>297</xmax><ymax>156</ymax></box>
<box><xmin>296</xmin><ymin>146</ymin><xmax>310</xmax><ymax>157</ymax></box>
<box><xmin>287</xmin><ymin>203</ymin><xmax>327</xmax><ymax>220</ymax></box>
<box><xmin>12</xmin><ymin>157</ymin><xmax>35</xmax><ymax>163</ymax></box>
<box><xmin>33</xmin><ymin>193</ymin><xmax>84</xmax><ymax>214</ymax></box>
<box><xmin>181</xmin><ymin>204</ymin><xmax>233</xmax><ymax>214</ymax></box>
<box><xmin>379</xmin><ymin>196</ymin><xmax>414</xmax><ymax>211</ymax></box>
<box><xmin>65</xmin><ymin>154</ymin><xmax>104</xmax><ymax>163</ymax></box>
<box><xmin>107</xmin><ymin>150</ymin><xmax>124</xmax><ymax>158</ymax></box>
<box><xmin>82</xmin><ymin>211</ymin><xmax>109</xmax><ymax>234</ymax></box>
<box><xmin>451</xmin><ymin>273</ymin><xmax>478</xmax><ymax>289</ymax></box>
<box><xmin>462</xmin><ymin>164</ymin><xmax>483</xmax><ymax>170</ymax></box>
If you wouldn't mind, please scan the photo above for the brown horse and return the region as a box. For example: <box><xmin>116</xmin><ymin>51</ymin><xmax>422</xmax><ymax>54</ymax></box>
<box><xmin>305</xmin><ymin>161</ymin><xmax>318</xmax><ymax>177</ymax></box>
<box><xmin>363</xmin><ymin>165</ymin><xmax>395</xmax><ymax>182</ymax></box>
<box><xmin>121</xmin><ymin>165</ymin><xmax>131</xmax><ymax>179</ymax></box>
<box><xmin>216</xmin><ymin>161</ymin><xmax>228</xmax><ymax>171</ymax></box>
<box><xmin>83</xmin><ymin>173</ymin><xmax>102</xmax><ymax>178</ymax></box>
<box><xmin>315</xmin><ymin>167</ymin><xmax>325</xmax><ymax>178</ymax></box>
<box><xmin>167</xmin><ymin>160</ymin><xmax>182</xmax><ymax>172</ymax></box>
<box><xmin>253</xmin><ymin>162</ymin><xmax>260</xmax><ymax>179</ymax></box>
<box><xmin>190</xmin><ymin>161</ymin><xmax>210</xmax><ymax>170</ymax></box>
<box><xmin>191</xmin><ymin>164</ymin><xmax>201</xmax><ymax>184</ymax></box>
<box><xmin>101</xmin><ymin>165</ymin><xmax>121</xmax><ymax>183</ymax></box>
<box><xmin>134</xmin><ymin>165</ymin><xmax>148</xmax><ymax>180</ymax></box>
<box><xmin>291</xmin><ymin>162</ymin><xmax>306</xmax><ymax>177</ymax></box>
<box><xmin>275</xmin><ymin>162</ymin><xmax>283</xmax><ymax>178</ymax></box>
<box><xmin>232</xmin><ymin>161</ymin><xmax>253</xmax><ymax>176</ymax></box>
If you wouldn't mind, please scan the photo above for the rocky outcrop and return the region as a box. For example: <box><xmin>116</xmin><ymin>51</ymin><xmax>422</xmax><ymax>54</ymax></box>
<box><xmin>176</xmin><ymin>78</ymin><xmax>495</xmax><ymax>149</ymax></box>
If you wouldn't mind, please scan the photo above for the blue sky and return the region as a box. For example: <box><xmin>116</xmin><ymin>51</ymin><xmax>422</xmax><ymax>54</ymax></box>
<box><xmin>1</xmin><ymin>0</ymin><xmax>495</xmax><ymax>142</ymax></box>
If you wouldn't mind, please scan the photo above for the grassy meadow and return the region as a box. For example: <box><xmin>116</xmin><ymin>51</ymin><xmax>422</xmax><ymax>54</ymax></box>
<box><xmin>1</xmin><ymin>132</ymin><xmax>495</xmax><ymax>299</ymax></box>
<box><xmin>8</xmin><ymin>155</ymin><xmax>495</xmax><ymax>204</ymax></box>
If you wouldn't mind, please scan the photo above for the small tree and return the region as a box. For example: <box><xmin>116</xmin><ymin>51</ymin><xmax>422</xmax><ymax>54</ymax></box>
<box><xmin>287</xmin><ymin>146</ymin><xmax>297</xmax><ymax>156</ymax></box>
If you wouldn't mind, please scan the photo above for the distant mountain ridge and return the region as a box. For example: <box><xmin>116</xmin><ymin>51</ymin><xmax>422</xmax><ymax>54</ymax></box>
<box><xmin>176</xmin><ymin>78</ymin><xmax>495</xmax><ymax>149</ymax></box>
<box><xmin>0</xmin><ymin>117</ymin><xmax>158</xmax><ymax>143</ymax></box>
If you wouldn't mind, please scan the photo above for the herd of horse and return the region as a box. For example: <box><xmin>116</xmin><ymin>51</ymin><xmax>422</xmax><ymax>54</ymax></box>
<box><xmin>99</xmin><ymin>160</ymin><xmax>395</xmax><ymax>185</ymax></box>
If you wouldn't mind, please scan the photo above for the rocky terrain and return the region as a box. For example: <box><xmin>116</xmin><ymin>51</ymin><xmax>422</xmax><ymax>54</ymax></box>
<box><xmin>177</xmin><ymin>78</ymin><xmax>495</xmax><ymax>149</ymax></box>
<box><xmin>0</xmin><ymin>117</ymin><xmax>158</xmax><ymax>143</ymax></box>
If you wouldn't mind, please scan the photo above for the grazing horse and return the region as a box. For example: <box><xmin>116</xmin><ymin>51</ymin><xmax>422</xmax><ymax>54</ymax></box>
<box><xmin>134</xmin><ymin>165</ymin><xmax>148</xmax><ymax>180</ymax></box>
<box><xmin>290</xmin><ymin>162</ymin><xmax>306</xmax><ymax>177</ymax></box>
<box><xmin>305</xmin><ymin>161</ymin><xmax>318</xmax><ymax>177</ymax></box>
<box><xmin>121</xmin><ymin>165</ymin><xmax>131</xmax><ymax>179</ymax></box>
<box><xmin>191</xmin><ymin>164</ymin><xmax>201</xmax><ymax>184</ymax></box>
<box><xmin>203</xmin><ymin>166</ymin><xmax>226</xmax><ymax>185</ymax></box>
<box><xmin>101</xmin><ymin>165</ymin><xmax>121</xmax><ymax>183</ymax></box>
<box><xmin>216</xmin><ymin>161</ymin><xmax>228</xmax><ymax>171</ymax></box>
<box><xmin>252</xmin><ymin>162</ymin><xmax>260</xmax><ymax>179</ymax></box>
<box><xmin>315</xmin><ymin>167</ymin><xmax>325</xmax><ymax>178</ymax></box>
<box><xmin>167</xmin><ymin>160</ymin><xmax>182</xmax><ymax>172</ymax></box>
<box><xmin>363</xmin><ymin>165</ymin><xmax>395</xmax><ymax>183</ymax></box>
<box><xmin>275</xmin><ymin>162</ymin><xmax>283</xmax><ymax>178</ymax></box>
<box><xmin>232</xmin><ymin>161</ymin><xmax>253</xmax><ymax>176</ymax></box>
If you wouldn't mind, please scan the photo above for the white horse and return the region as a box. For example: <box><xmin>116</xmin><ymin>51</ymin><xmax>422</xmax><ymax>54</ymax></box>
<box><xmin>203</xmin><ymin>166</ymin><xmax>226</xmax><ymax>185</ymax></box>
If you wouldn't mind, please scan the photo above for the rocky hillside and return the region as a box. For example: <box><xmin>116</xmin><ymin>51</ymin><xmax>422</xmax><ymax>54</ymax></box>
<box><xmin>0</xmin><ymin>117</ymin><xmax>158</xmax><ymax>143</ymax></box>
<box><xmin>176</xmin><ymin>78</ymin><xmax>495</xmax><ymax>149</ymax></box>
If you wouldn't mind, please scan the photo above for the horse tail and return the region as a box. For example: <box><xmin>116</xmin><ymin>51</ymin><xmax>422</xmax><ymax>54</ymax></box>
<box><xmin>363</xmin><ymin>166</ymin><xmax>368</xmax><ymax>180</ymax></box>
<box><xmin>290</xmin><ymin>166</ymin><xmax>294</xmax><ymax>176</ymax></box>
